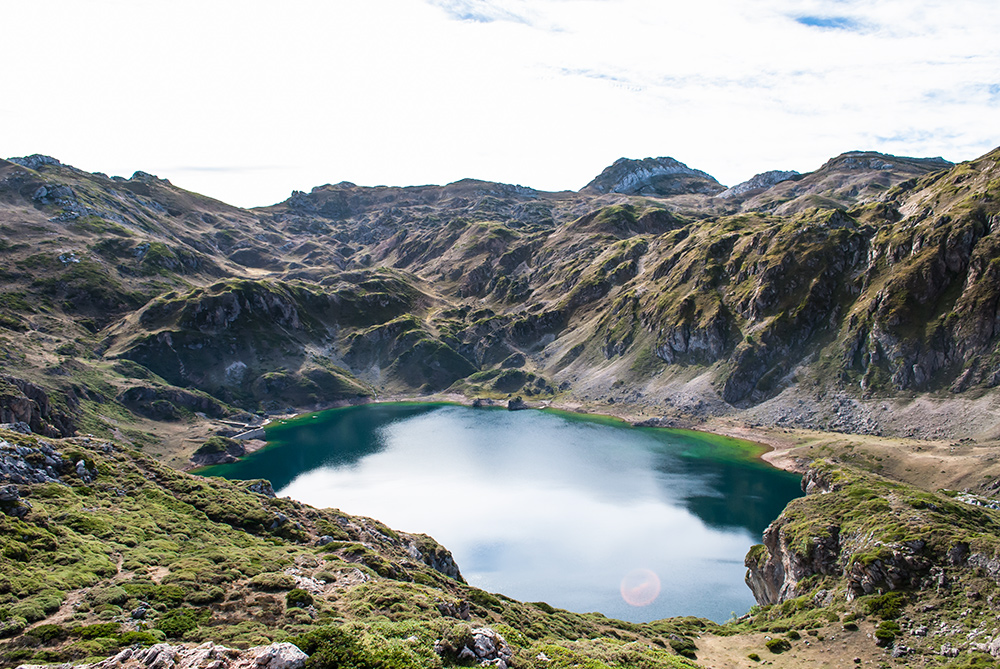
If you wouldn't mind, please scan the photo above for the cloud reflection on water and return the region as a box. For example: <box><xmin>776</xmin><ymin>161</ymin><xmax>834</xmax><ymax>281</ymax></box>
<box><xmin>262</xmin><ymin>405</ymin><xmax>801</xmax><ymax>622</ymax></box>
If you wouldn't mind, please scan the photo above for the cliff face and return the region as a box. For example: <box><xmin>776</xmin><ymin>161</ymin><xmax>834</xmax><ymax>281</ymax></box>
<box><xmin>745</xmin><ymin>463</ymin><xmax>1000</xmax><ymax>607</ymax></box>
<box><xmin>0</xmin><ymin>376</ymin><xmax>74</xmax><ymax>437</ymax></box>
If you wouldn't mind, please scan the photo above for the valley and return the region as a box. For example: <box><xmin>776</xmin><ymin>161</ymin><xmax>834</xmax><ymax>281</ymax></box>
<box><xmin>2</xmin><ymin>146</ymin><xmax>1000</xmax><ymax>667</ymax></box>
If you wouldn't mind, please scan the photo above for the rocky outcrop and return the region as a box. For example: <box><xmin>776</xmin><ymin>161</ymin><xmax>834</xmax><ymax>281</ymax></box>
<box><xmin>434</xmin><ymin>628</ymin><xmax>513</xmax><ymax>669</ymax></box>
<box><xmin>745</xmin><ymin>464</ymin><xmax>1000</xmax><ymax>607</ymax></box>
<box><xmin>0</xmin><ymin>437</ymin><xmax>101</xmax><ymax>516</ymax></box>
<box><xmin>6</xmin><ymin>154</ymin><xmax>61</xmax><ymax>170</ymax></box>
<box><xmin>744</xmin><ymin>519</ymin><xmax>841</xmax><ymax>606</ymax></box>
<box><xmin>0</xmin><ymin>376</ymin><xmax>74</xmax><ymax>437</ymax></box>
<box><xmin>408</xmin><ymin>534</ymin><xmax>465</xmax><ymax>582</ymax></box>
<box><xmin>15</xmin><ymin>641</ymin><xmax>308</xmax><ymax>669</ymax></box>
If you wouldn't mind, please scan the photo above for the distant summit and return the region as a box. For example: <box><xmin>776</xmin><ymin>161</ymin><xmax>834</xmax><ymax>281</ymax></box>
<box><xmin>581</xmin><ymin>156</ymin><xmax>725</xmax><ymax>197</ymax></box>
<box><xmin>7</xmin><ymin>154</ymin><xmax>61</xmax><ymax>170</ymax></box>
<box><xmin>717</xmin><ymin>170</ymin><xmax>799</xmax><ymax>199</ymax></box>
<box><xmin>820</xmin><ymin>151</ymin><xmax>953</xmax><ymax>173</ymax></box>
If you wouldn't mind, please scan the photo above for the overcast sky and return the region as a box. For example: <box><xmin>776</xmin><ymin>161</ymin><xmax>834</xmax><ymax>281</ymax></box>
<box><xmin>2</xmin><ymin>0</ymin><xmax>998</xmax><ymax>207</ymax></box>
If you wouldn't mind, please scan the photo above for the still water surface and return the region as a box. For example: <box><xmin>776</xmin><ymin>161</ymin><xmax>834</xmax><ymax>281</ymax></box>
<box><xmin>201</xmin><ymin>403</ymin><xmax>801</xmax><ymax>623</ymax></box>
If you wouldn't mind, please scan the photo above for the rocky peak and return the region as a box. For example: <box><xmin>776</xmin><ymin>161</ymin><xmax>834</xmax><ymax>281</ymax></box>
<box><xmin>581</xmin><ymin>156</ymin><xmax>725</xmax><ymax>197</ymax></box>
<box><xmin>717</xmin><ymin>169</ymin><xmax>800</xmax><ymax>199</ymax></box>
<box><xmin>6</xmin><ymin>154</ymin><xmax>61</xmax><ymax>170</ymax></box>
<box><xmin>821</xmin><ymin>151</ymin><xmax>953</xmax><ymax>174</ymax></box>
<box><xmin>130</xmin><ymin>170</ymin><xmax>171</xmax><ymax>185</ymax></box>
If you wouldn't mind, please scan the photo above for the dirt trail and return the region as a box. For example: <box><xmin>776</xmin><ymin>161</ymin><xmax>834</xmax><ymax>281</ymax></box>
<box><xmin>697</xmin><ymin>621</ymin><xmax>887</xmax><ymax>669</ymax></box>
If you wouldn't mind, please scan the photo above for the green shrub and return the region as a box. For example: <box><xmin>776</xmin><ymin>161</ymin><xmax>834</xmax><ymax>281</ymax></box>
<box><xmin>122</xmin><ymin>582</ymin><xmax>186</xmax><ymax>606</ymax></box>
<box><xmin>765</xmin><ymin>638</ymin><xmax>791</xmax><ymax>654</ymax></box>
<box><xmin>287</xmin><ymin>588</ymin><xmax>314</xmax><ymax>609</ymax></box>
<box><xmin>9</xmin><ymin>602</ymin><xmax>45</xmax><ymax>623</ymax></box>
<box><xmin>155</xmin><ymin>608</ymin><xmax>209</xmax><ymax>638</ymax></box>
<box><xmin>668</xmin><ymin>636</ymin><xmax>698</xmax><ymax>659</ymax></box>
<box><xmin>118</xmin><ymin>631</ymin><xmax>158</xmax><ymax>646</ymax></box>
<box><xmin>30</xmin><ymin>649</ymin><xmax>67</xmax><ymax>664</ymax></box>
<box><xmin>786</xmin><ymin>630</ymin><xmax>801</xmax><ymax>640</ymax></box>
<box><xmin>250</xmin><ymin>572</ymin><xmax>296</xmax><ymax>591</ymax></box>
<box><xmin>0</xmin><ymin>615</ymin><xmax>27</xmax><ymax>638</ymax></box>
<box><xmin>67</xmin><ymin>639</ymin><xmax>105</xmax><ymax>660</ymax></box>
<box><xmin>748</xmin><ymin>652</ymin><xmax>761</xmax><ymax>662</ymax></box>
<box><xmin>863</xmin><ymin>591</ymin><xmax>906</xmax><ymax>620</ymax></box>
<box><xmin>467</xmin><ymin>589</ymin><xmax>502</xmax><ymax>612</ymax></box>
<box><xmin>185</xmin><ymin>586</ymin><xmax>224</xmax><ymax>605</ymax></box>
<box><xmin>291</xmin><ymin>626</ymin><xmax>376</xmax><ymax>669</ymax></box>
<box><xmin>3</xmin><ymin>541</ymin><xmax>31</xmax><ymax>561</ymax></box>
<box><xmin>942</xmin><ymin>653</ymin><xmax>1000</xmax><ymax>668</ymax></box>
<box><xmin>76</xmin><ymin>622</ymin><xmax>121</xmax><ymax>639</ymax></box>
<box><xmin>27</xmin><ymin>623</ymin><xmax>68</xmax><ymax>643</ymax></box>
<box><xmin>874</xmin><ymin>621</ymin><xmax>901</xmax><ymax>647</ymax></box>
<box><xmin>89</xmin><ymin>585</ymin><xmax>128</xmax><ymax>607</ymax></box>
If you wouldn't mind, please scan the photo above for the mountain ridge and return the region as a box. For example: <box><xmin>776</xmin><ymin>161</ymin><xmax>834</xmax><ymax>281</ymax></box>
<box><xmin>0</xmin><ymin>146</ymin><xmax>995</xmax><ymax>458</ymax></box>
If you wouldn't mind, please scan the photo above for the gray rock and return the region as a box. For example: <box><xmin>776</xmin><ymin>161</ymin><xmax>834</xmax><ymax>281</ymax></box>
<box><xmin>7</xmin><ymin>154</ymin><xmax>61</xmax><ymax>170</ymax></box>
<box><xmin>29</xmin><ymin>641</ymin><xmax>308</xmax><ymax>669</ymax></box>
<box><xmin>246</xmin><ymin>480</ymin><xmax>276</xmax><ymax>497</ymax></box>
<box><xmin>75</xmin><ymin>459</ymin><xmax>94</xmax><ymax>484</ymax></box>
<box><xmin>507</xmin><ymin>397</ymin><xmax>528</xmax><ymax>411</ymax></box>
<box><xmin>225</xmin><ymin>361</ymin><xmax>249</xmax><ymax>384</ymax></box>
<box><xmin>467</xmin><ymin>628</ymin><xmax>512</xmax><ymax>667</ymax></box>
<box><xmin>435</xmin><ymin>599</ymin><xmax>471</xmax><ymax>620</ymax></box>
<box><xmin>940</xmin><ymin>643</ymin><xmax>960</xmax><ymax>657</ymax></box>
<box><xmin>251</xmin><ymin>642</ymin><xmax>308</xmax><ymax>669</ymax></box>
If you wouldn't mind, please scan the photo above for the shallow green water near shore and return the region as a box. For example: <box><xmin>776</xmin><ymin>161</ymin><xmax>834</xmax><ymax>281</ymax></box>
<box><xmin>201</xmin><ymin>403</ymin><xmax>801</xmax><ymax>623</ymax></box>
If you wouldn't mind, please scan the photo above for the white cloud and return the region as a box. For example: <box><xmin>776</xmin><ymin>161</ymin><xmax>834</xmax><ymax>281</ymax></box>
<box><xmin>0</xmin><ymin>0</ymin><xmax>997</xmax><ymax>206</ymax></box>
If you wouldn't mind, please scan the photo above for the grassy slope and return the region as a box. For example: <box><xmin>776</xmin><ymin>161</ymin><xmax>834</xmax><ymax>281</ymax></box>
<box><xmin>0</xmin><ymin>429</ymin><xmax>706</xmax><ymax>669</ymax></box>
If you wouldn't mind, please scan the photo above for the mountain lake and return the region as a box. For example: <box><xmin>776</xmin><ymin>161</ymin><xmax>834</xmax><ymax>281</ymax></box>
<box><xmin>199</xmin><ymin>403</ymin><xmax>802</xmax><ymax>623</ymax></box>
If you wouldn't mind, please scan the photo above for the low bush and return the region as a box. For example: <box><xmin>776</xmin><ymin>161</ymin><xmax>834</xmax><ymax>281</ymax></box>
<box><xmin>668</xmin><ymin>636</ymin><xmax>698</xmax><ymax>659</ymax></box>
<box><xmin>76</xmin><ymin>622</ymin><xmax>121</xmax><ymax>639</ymax></box>
<box><xmin>290</xmin><ymin>626</ymin><xmax>376</xmax><ymax>669</ymax></box>
<box><xmin>250</xmin><ymin>572</ymin><xmax>296</xmax><ymax>591</ymax></box>
<box><xmin>185</xmin><ymin>586</ymin><xmax>225</xmax><ymax>605</ymax></box>
<box><xmin>155</xmin><ymin>608</ymin><xmax>210</xmax><ymax>639</ymax></box>
<box><xmin>765</xmin><ymin>638</ymin><xmax>791</xmax><ymax>654</ymax></box>
<box><xmin>874</xmin><ymin>621</ymin><xmax>901</xmax><ymax>647</ymax></box>
<box><xmin>863</xmin><ymin>592</ymin><xmax>906</xmax><ymax>620</ymax></box>
<box><xmin>287</xmin><ymin>588</ymin><xmax>314</xmax><ymax>609</ymax></box>
<box><xmin>27</xmin><ymin>623</ymin><xmax>68</xmax><ymax>643</ymax></box>
<box><xmin>88</xmin><ymin>585</ymin><xmax>128</xmax><ymax>607</ymax></box>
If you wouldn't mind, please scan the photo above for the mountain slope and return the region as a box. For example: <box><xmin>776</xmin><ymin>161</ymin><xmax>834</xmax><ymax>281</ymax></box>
<box><xmin>0</xmin><ymin>148</ymin><xmax>997</xmax><ymax>461</ymax></box>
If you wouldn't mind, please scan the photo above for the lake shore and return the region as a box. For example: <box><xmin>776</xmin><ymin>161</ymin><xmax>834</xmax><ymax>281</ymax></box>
<box><xmin>178</xmin><ymin>389</ymin><xmax>1000</xmax><ymax>496</ymax></box>
<box><xmin>351</xmin><ymin>393</ymin><xmax>1000</xmax><ymax>495</ymax></box>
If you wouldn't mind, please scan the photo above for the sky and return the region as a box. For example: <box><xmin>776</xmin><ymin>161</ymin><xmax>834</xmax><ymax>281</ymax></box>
<box><xmin>2</xmin><ymin>0</ymin><xmax>998</xmax><ymax>208</ymax></box>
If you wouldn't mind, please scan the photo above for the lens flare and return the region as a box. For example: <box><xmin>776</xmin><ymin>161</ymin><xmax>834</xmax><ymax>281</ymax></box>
<box><xmin>620</xmin><ymin>568</ymin><xmax>661</xmax><ymax>607</ymax></box>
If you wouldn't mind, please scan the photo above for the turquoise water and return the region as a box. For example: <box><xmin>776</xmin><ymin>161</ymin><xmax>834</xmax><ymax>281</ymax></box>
<box><xmin>200</xmin><ymin>403</ymin><xmax>801</xmax><ymax>623</ymax></box>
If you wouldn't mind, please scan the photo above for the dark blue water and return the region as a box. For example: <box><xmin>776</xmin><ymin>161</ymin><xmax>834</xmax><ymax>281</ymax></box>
<box><xmin>201</xmin><ymin>403</ymin><xmax>800</xmax><ymax>622</ymax></box>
